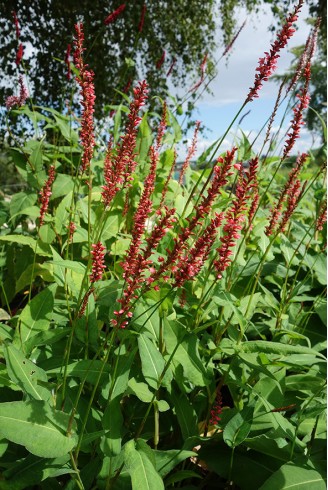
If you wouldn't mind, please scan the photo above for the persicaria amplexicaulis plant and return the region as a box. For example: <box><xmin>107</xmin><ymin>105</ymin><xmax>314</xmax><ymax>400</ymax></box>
<box><xmin>0</xmin><ymin>4</ymin><xmax>326</xmax><ymax>489</ymax></box>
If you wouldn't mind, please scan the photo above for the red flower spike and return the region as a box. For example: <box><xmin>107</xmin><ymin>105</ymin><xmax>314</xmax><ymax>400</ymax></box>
<box><xmin>210</xmin><ymin>390</ymin><xmax>223</xmax><ymax>426</ymax></box>
<box><xmin>77</xmin><ymin>288</ymin><xmax>94</xmax><ymax>318</ymax></box>
<box><xmin>121</xmin><ymin>146</ymin><xmax>159</xmax><ymax>279</ymax></box>
<box><xmin>246</xmin><ymin>0</ymin><xmax>303</xmax><ymax>102</ymax></box>
<box><xmin>16</xmin><ymin>43</ymin><xmax>24</xmax><ymax>66</ymax></box>
<box><xmin>67</xmin><ymin>221</ymin><xmax>76</xmax><ymax>243</ymax></box>
<box><xmin>316</xmin><ymin>199</ymin><xmax>327</xmax><ymax>231</ymax></box>
<box><xmin>138</xmin><ymin>3</ymin><xmax>147</xmax><ymax>33</ymax></box>
<box><xmin>173</xmin><ymin>213</ymin><xmax>224</xmax><ymax>288</ymax></box>
<box><xmin>73</xmin><ymin>23</ymin><xmax>96</xmax><ymax>174</ymax></box>
<box><xmin>156</xmin><ymin>50</ymin><xmax>166</xmax><ymax>70</ymax></box>
<box><xmin>179</xmin><ymin>121</ymin><xmax>201</xmax><ymax>185</ymax></box>
<box><xmin>278</xmin><ymin>180</ymin><xmax>306</xmax><ymax>233</ymax></box>
<box><xmin>150</xmin><ymin>148</ymin><xmax>238</xmax><ymax>284</ymax></box>
<box><xmin>190</xmin><ymin>53</ymin><xmax>208</xmax><ymax>92</ymax></box>
<box><xmin>214</xmin><ymin>157</ymin><xmax>258</xmax><ymax>276</ymax></box>
<box><xmin>39</xmin><ymin>165</ymin><xmax>56</xmax><ymax>226</ymax></box>
<box><xmin>104</xmin><ymin>4</ymin><xmax>126</xmax><ymax>25</ymax></box>
<box><xmin>282</xmin><ymin>88</ymin><xmax>310</xmax><ymax>161</ymax></box>
<box><xmin>265</xmin><ymin>153</ymin><xmax>308</xmax><ymax>236</ymax></box>
<box><xmin>90</xmin><ymin>242</ymin><xmax>106</xmax><ymax>283</ymax></box>
<box><xmin>6</xmin><ymin>75</ymin><xmax>28</xmax><ymax>110</ymax></box>
<box><xmin>101</xmin><ymin>80</ymin><xmax>149</xmax><ymax>207</ymax></box>
<box><xmin>155</xmin><ymin>101</ymin><xmax>167</xmax><ymax>151</ymax></box>
<box><xmin>12</xmin><ymin>11</ymin><xmax>20</xmax><ymax>40</ymax></box>
<box><xmin>223</xmin><ymin>20</ymin><xmax>246</xmax><ymax>57</ymax></box>
<box><xmin>166</xmin><ymin>57</ymin><xmax>177</xmax><ymax>77</ymax></box>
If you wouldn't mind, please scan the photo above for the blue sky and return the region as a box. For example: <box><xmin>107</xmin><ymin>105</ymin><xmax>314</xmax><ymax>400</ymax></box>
<box><xmin>177</xmin><ymin>3</ymin><xmax>321</xmax><ymax>159</ymax></box>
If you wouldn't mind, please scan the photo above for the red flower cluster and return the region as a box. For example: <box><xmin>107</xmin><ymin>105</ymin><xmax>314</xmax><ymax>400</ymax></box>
<box><xmin>6</xmin><ymin>75</ymin><xmax>28</xmax><ymax>110</ymax></box>
<box><xmin>278</xmin><ymin>180</ymin><xmax>306</xmax><ymax>233</ymax></box>
<box><xmin>166</xmin><ymin>57</ymin><xmax>177</xmax><ymax>77</ymax></box>
<box><xmin>173</xmin><ymin>213</ymin><xmax>224</xmax><ymax>288</ymax></box>
<box><xmin>67</xmin><ymin>221</ymin><xmax>76</xmax><ymax>243</ymax></box>
<box><xmin>39</xmin><ymin>165</ymin><xmax>56</xmax><ymax>226</ymax></box>
<box><xmin>316</xmin><ymin>199</ymin><xmax>327</xmax><ymax>232</ymax></box>
<box><xmin>155</xmin><ymin>102</ymin><xmax>167</xmax><ymax>151</ymax></box>
<box><xmin>190</xmin><ymin>53</ymin><xmax>208</xmax><ymax>92</ymax></box>
<box><xmin>12</xmin><ymin>11</ymin><xmax>20</xmax><ymax>40</ymax></box>
<box><xmin>73</xmin><ymin>23</ymin><xmax>96</xmax><ymax>174</ymax></box>
<box><xmin>90</xmin><ymin>242</ymin><xmax>106</xmax><ymax>283</ymax></box>
<box><xmin>102</xmin><ymin>80</ymin><xmax>149</xmax><ymax>207</ymax></box>
<box><xmin>104</xmin><ymin>4</ymin><xmax>126</xmax><ymax>25</ymax></box>
<box><xmin>282</xmin><ymin>88</ymin><xmax>310</xmax><ymax>160</ymax></box>
<box><xmin>138</xmin><ymin>4</ymin><xmax>146</xmax><ymax>33</ymax></box>
<box><xmin>113</xmin><ymin>151</ymin><xmax>177</xmax><ymax>327</ymax></box>
<box><xmin>210</xmin><ymin>390</ymin><xmax>223</xmax><ymax>426</ymax></box>
<box><xmin>156</xmin><ymin>50</ymin><xmax>166</xmax><ymax>70</ymax></box>
<box><xmin>179</xmin><ymin>121</ymin><xmax>201</xmax><ymax>184</ymax></box>
<box><xmin>265</xmin><ymin>153</ymin><xmax>308</xmax><ymax>236</ymax></box>
<box><xmin>223</xmin><ymin>20</ymin><xmax>246</xmax><ymax>57</ymax></box>
<box><xmin>246</xmin><ymin>0</ymin><xmax>303</xmax><ymax>102</ymax></box>
<box><xmin>214</xmin><ymin>157</ymin><xmax>258</xmax><ymax>277</ymax></box>
<box><xmin>16</xmin><ymin>43</ymin><xmax>24</xmax><ymax>66</ymax></box>
<box><xmin>150</xmin><ymin>148</ymin><xmax>237</xmax><ymax>284</ymax></box>
<box><xmin>122</xmin><ymin>147</ymin><xmax>159</xmax><ymax>278</ymax></box>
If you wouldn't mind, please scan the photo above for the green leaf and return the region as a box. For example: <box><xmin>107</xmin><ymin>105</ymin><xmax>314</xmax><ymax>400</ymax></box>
<box><xmin>47</xmin><ymin>360</ymin><xmax>111</xmax><ymax>385</ymax></box>
<box><xmin>169</xmin><ymin>387</ymin><xmax>198</xmax><ymax>440</ymax></box>
<box><xmin>241</xmin><ymin>341</ymin><xmax>325</xmax><ymax>358</ymax></box>
<box><xmin>9</xmin><ymin>192</ymin><xmax>37</xmax><ymax>221</ymax></box>
<box><xmin>54</xmin><ymin>191</ymin><xmax>73</xmax><ymax>233</ymax></box>
<box><xmin>51</xmin><ymin>173</ymin><xmax>75</xmax><ymax>199</ymax></box>
<box><xmin>0</xmin><ymin>235</ymin><xmax>51</xmax><ymax>256</ymax></box>
<box><xmin>128</xmin><ymin>377</ymin><xmax>154</xmax><ymax>402</ymax></box>
<box><xmin>165</xmin><ymin>470</ymin><xmax>202</xmax><ymax>486</ymax></box>
<box><xmin>0</xmin><ymin>454</ymin><xmax>73</xmax><ymax>490</ymax></box>
<box><xmin>24</xmin><ymin>327</ymin><xmax>71</xmax><ymax>354</ymax></box>
<box><xmin>17</xmin><ymin>284</ymin><xmax>56</xmax><ymax>345</ymax></box>
<box><xmin>138</xmin><ymin>333</ymin><xmax>171</xmax><ymax>389</ymax></box>
<box><xmin>259</xmin><ymin>461</ymin><xmax>326</xmax><ymax>490</ymax></box>
<box><xmin>15</xmin><ymin>263</ymin><xmax>53</xmax><ymax>294</ymax></box>
<box><xmin>0</xmin><ymin>401</ymin><xmax>78</xmax><ymax>458</ymax></box>
<box><xmin>124</xmin><ymin>440</ymin><xmax>164</xmax><ymax>490</ymax></box>
<box><xmin>223</xmin><ymin>406</ymin><xmax>254</xmax><ymax>448</ymax></box>
<box><xmin>53</xmin><ymin>115</ymin><xmax>78</xmax><ymax>143</ymax></box>
<box><xmin>154</xmin><ymin>449</ymin><xmax>197</xmax><ymax>478</ymax></box>
<box><xmin>101</xmin><ymin>348</ymin><xmax>136</xmax><ymax>457</ymax></box>
<box><xmin>38</xmin><ymin>224</ymin><xmax>56</xmax><ymax>244</ymax></box>
<box><xmin>136</xmin><ymin>114</ymin><xmax>152</xmax><ymax>164</ymax></box>
<box><xmin>49</xmin><ymin>259</ymin><xmax>86</xmax><ymax>274</ymax></box>
<box><xmin>4</xmin><ymin>344</ymin><xmax>50</xmax><ymax>401</ymax></box>
<box><xmin>164</xmin><ymin>319</ymin><xmax>209</xmax><ymax>386</ymax></box>
<box><xmin>101</xmin><ymin>397</ymin><xmax>123</xmax><ymax>457</ymax></box>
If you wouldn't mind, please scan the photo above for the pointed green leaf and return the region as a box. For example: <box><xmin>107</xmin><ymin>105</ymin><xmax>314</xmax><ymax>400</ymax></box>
<box><xmin>18</xmin><ymin>284</ymin><xmax>56</xmax><ymax>344</ymax></box>
<box><xmin>223</xmin><ymin>406</ymin><xmax>254</xmax><ymax>448</ymax></box>
<box><xmin>259</xmin><ymin>462</ymin><xmax>326</xmax><ymax>490</ymax></box>
<box><xmin>169</xmin><ymin>388</ymin><xmax>198</xmax><ymax>440</ymax></box>
<box><xmin>0</xmin><ymin>401</ymin><xmax>78</xmax><ymax>458</ymax></box>
<box><xmin>4</xmin><ymin>344</ymin><xmax>50</xmax><ymax>400</ymax></box>
<box><xmin>124</xmin><ymin>440</ymin><xmax>164</xmax><ymax>490</ymax></box>
<box><xmin>0</xmin><ymin>235</ymin><xmax>51</xmax><ymax>256</ymax></box>
<box><xmin>138</xmin><ymin>334</ymin><xmax>171</xmax><ymax>389</ymax></box>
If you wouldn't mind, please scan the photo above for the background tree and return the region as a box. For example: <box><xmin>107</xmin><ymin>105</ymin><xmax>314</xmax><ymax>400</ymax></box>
<box><xmin>0</xmin><ymin>1</ymin><xmax>218</xmax><ymax>118</ymax></box>
<box><xmin>0</xmin><ymin>0</ymin><xmax>325</xmax><ymax>133</ymax></box>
